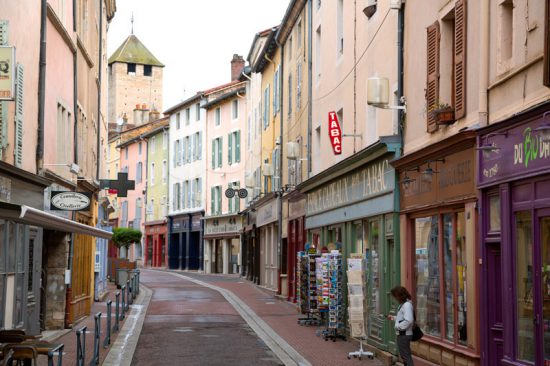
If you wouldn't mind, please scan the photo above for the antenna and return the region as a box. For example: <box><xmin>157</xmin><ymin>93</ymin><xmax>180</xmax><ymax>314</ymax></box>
<box><xmin>131</xmin><ymin>13</ymin><xmax>134</xmax><ymax>34</ymax></box>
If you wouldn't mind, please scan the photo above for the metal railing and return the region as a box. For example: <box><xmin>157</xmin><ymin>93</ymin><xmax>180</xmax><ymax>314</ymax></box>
<box><xmin>76</xmin><ymin>326</ymin><xmax>87</xmax><ymax>366</ymax></box>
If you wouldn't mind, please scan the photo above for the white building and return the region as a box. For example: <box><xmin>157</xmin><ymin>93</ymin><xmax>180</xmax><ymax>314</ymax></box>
<box><xmin>164</xmin><ymin>94</ymin><xmax>206</xmax><ymax>270</ymax></box>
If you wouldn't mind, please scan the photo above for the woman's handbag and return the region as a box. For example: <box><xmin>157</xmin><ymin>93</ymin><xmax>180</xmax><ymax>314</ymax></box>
<box><xmin>412</xmin><ymin>310</ymin><xmax>423</xmax><ymax>342</ymax></box>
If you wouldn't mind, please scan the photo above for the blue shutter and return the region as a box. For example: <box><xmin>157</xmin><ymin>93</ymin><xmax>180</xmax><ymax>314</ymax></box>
<box><xmin>198</xmin><ymin>177</ymin><xmax>202</xmax><ymax>207</ymax></box>
<box><xmin>14</xmin><ymin>64</ymin><xmax>24</xmax><ymax>167</ymax></box>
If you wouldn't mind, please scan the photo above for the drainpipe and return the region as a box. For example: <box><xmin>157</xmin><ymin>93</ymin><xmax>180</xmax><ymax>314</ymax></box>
<box><xmin>73</xmin><ymin>51</ymin><xmax>78</xmax><ymax>165</ymax></box>
<box><xmin>275</xmin><ymin>39</ymin><xmax>284</xmax><ymax>295</ymax></box>
<box><xmin>37</xmin><ymin>0</ymin><xmax>47</xmax><ymax>172</ymax></box>
<box><xmin>397</xmin><ymin>1</ymin><xmax>405</xmax><ymax>157</ymax></box>
<box><xmin>96</xmin><ymin>0</ymin><xmax>104</xmax><ymax>180</ymax></box>
<box><xmin>479</xmin><ymin>0</ymin><xmax>489</xmax><ymax>126</ymax></box>
<box><xmin>307</xmin><ymin>0</ymin><xmax>313</xmax><ymax>177</ymax></box>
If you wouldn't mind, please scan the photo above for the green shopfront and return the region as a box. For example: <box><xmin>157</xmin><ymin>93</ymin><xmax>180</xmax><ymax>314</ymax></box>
<box><xmin>299</xmin><ymin>139</ymin><xmax>400</xmax><ymax>357</ymax></box>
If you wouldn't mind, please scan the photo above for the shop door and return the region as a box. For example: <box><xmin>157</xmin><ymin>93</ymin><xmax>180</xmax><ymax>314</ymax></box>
<box><xmin>486</xmin><ymin>242</ymin><xmax>503</xmax><ymax>366</ymax></box>
<box><xmin>536</xmin><ymin>211</ymin><xmax>550</xmax><ymax>365</ymax></box>
<box><xmin>147</xmin><ymin>237</ymin><xmax>153</xmax><ymax>267</ymax></box>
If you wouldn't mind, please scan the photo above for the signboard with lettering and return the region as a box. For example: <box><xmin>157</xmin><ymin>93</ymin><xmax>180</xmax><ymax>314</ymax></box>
<box><xmin>400</xmin><ymin>149</ymin><xmax>475</xmax><ymax>209</ymax></box>
<box><xmin>204</xmin><ymin>216</ymin><xmax>242</xmax><ymax>237</ymax></box>
<box><xmin>328</xmin><ymin>111</ymin><xmax>342</xmax><ymax>155</ymax></box>
<box><xmin>0</xmin><ymin>46</ymin><xmax>15</xmax><ymax>100</ymax></box>
<box><xmin>50</xmin><ymin>191</ymin><xmax>92</xmax><ymax>211</ymax></box>
<box><xmin>257</xmin><ymin>200</ymin><xmax>279</xmax><ymax>227</ymax></box>
<box><xmin>478</xmin><ymin>115</ymin><xmax>550</xmax><ymax>187</ymax></box>
<box><xmin>306</xmin><ymin>157</ymin><xmax>394</xmax><ymax>216</ymax></box>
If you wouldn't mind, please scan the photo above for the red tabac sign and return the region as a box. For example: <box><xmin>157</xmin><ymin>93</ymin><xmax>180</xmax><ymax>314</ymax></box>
<box><xmin>328</xmin><ymin>111</ymin><xmax>342</xmax><ymax>155</ymax></box>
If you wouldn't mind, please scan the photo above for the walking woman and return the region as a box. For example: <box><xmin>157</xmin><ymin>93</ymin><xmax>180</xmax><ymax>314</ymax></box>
<box><xmin>389</xmin><ymin>285</ymin><xmax>415</xmax><ymax>366</ymax></box>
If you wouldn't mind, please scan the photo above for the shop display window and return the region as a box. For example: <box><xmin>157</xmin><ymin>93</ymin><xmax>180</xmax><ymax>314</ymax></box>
<box><xmin>414</xmin><ymin>211</ymin><xmax>468</xmax><ymax>345</ymax></box>
<box><xmin>541</xmin><ymin>217</ymin><xmax>550</xmax><ymax>362</ymax></box>
<box><xmin>516</xmin><ymin>211</ymin><xmax>534</xmax><ymax>362</ymax></box>
<box><xmin>367</xmin><ymin>220</ymin><xmax>381</xmax><ymax>314</ymax></box>
<box><xmin>489</xmin><ymin>195</ymin><xmax>501</xmax><ymax>232</ymax></box>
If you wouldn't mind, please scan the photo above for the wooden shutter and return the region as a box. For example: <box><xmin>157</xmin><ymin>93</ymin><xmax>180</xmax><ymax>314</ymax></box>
<box><xmin>454</xmin><ymin>0</ymin><xmax>467</xmax><ymax>119</ymax></box>
<box><xmin>14</xmin><ymin>64</ymin><xmax>23</xmax><ymax>167</ymax></box>
<box><xmin>544</xmin><ymin>0</ymin><xmax>550</xmax><ymax>86</ymax></box>
<box><xmin>235</xmin><ymin>130</ymin><xmax>241</xmax><ymax>163</ymax></box>
<box><xmin>218</xmin><ymin>137</ymin><xmax>223</xmax><ymax>168</ymax></box>
<box><xmin>211</xmin><ymin>139</ymin><xmax>215</xmax><ymax>169</ymax></box>
<box><xmin>426</xmin><ymin>22</ymin><xmax>440</xmax><ymax>133</ymax></box>
<box><xmin>228</xmin><ymin>133</ymin><xmax>233</xmax><ymax>165</ymax></box>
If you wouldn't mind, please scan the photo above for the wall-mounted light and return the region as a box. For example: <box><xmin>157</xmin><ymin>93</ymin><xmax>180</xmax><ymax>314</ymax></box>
<box><xmin>535</xmin><ymin>112</ymin><xmax>550</xmax><ymax>142</ymax></box>
<box><xmin>477</xmin><ymin>131</ymin><xmax>508</xmax><ymax>155</ymax></box>
<box><xmin>400</xmin><ymin>167</ymin><xmax>419</xmax><ymax>190</ymax></box>
<box><xmin>422</xmin><ymin>159</ymin><xmax>445</xmax><ymax>183</ymax></box>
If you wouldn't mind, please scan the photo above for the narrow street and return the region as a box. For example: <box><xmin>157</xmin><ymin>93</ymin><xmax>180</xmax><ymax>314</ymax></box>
<box><xmin>130</xmin><ymin>270</ymin><xmax>282</xmax><ymax>366</ymax></box>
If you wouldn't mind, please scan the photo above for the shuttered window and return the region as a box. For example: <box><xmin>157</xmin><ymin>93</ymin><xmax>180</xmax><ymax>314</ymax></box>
<box><xmin>217</xmin><ymin>137</ymin><xmax>222</xmax><ymax>168</ymax></box>
<box><xmin>426</xmin><ymin>22</ymin><xmax>440</xmax><ymax>133</ymax></box>
<box><xmin>0</xmin><ymin>21</ymin><xmax>8</xmax><ymax>155</ymax></box>
<box><xmin>197</xmin><ymin>132</ymin><xmax>202</xmax><ymax>160</ymax></box>
<box><xmin>14</xmin><ymin>64</ymin><xmax>23</xmax><ymax>167</ymax></box>
<box><xmin>454</xmin><ymin>0</ymin><xmax>467</xmax><ymax>119</ymax></box>
<box><xmin>544</xmin><ymin>0</ymin><xmax>550</xmax><ymax>86</ymax></box>
<box><xmin>228</xmin><ymin>132</ymin><xmax>233</xmax><ymax>165</ymax></box>
<box><xmin>235</xmin><ymin>130</ymin><xmax>241</xmax><ymax>163</ymax></box>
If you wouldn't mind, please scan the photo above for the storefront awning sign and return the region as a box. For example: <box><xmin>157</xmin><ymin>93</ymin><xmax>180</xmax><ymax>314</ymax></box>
<box><xmin>0</xmin><ymin>46</ymin><xmax>15</xmax><ymax>100</ymax></box>
<box><xmin>328</xmin><ymin>111</ymin><xmax>342</xmax><ymax>155</ymax></box>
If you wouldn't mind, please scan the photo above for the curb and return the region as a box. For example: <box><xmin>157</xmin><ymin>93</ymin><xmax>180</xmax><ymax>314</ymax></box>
<box><xmin>163</xmin><ymin>270</ymin><xmax>312</xmax><ymax>366</ymax></box>
<box><xmin>102</xmin><ymin>284</ymin><xmax>153</xmax><ymax>366</ymax></box>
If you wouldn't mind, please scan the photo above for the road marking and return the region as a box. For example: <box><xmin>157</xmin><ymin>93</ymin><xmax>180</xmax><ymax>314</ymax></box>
<box><xmin>163</xmin><ymin>271</ymin><xmax>312</xmax><ymax>366</ymax></box>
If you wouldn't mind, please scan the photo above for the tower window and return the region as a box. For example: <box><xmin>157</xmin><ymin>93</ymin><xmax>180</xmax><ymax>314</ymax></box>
<box><xmin>127</xmin><ymin>63</ymin><xmax>136</xmax><ymax>75</ymax></box>
<box><xmin>144</xmin><ymin>65</ymin><xmax>152</xmax><ymax>77</ymax></box>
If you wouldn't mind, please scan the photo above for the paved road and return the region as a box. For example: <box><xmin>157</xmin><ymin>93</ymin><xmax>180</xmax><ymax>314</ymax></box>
<box><xmin>131</xmin><ymin>270</ymin><xmax>282</xmax><ymax>366</ymax></box>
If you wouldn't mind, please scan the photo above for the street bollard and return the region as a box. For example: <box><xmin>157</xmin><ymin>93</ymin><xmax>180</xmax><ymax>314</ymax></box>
<box><xmin>136</xmin><ymin>270</ymin><xmax>140</xmax><ymax>295</ymax></box>
<box><xmin>132</xmin><ymin>273</ymin><xmax>137</xmax><ymax>300</ymax></box>
<box><xmin>121</xmin><ymin>285</ymin><xmax>126</xmax><ymax>320</ymax></box>
<box><xmin>47</xmin><ymin>343</ymin><xmax>64</xmax><ymax>366</ymax></box>
<box><xmin>104</xmin><ymin>300</ymin><xmax>112</xmax><ymax>348</ymax></box>
<box><xmin>76</xmin><ymin>326</ymin><xmax>87</xmax><ymax>366</ymax></box>
<box><xmin>114</xmin><ymin>291</ymin><xmax>120</xmax><ymax>332</ymax></box>
<box><xmin>126</xmin><ymin>279</ymin><xmax>132</xmax><ymax>308</ymax></box>
<box><xmin>89</xmin><ymin>312</ymin><xmax>101</xmax><ymax>366</ymax></box>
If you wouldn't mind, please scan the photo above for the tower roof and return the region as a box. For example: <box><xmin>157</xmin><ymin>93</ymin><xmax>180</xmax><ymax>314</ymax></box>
<box><xmin>108</xmin><ymin>34</ymin><xmax>164</xmax><ymax>67</ymax></box>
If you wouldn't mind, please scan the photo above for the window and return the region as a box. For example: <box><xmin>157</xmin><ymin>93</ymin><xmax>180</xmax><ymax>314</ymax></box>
<box><xmin>516</xmin><ymin>211</ymin><xmax>533</xmax><ymax>362</ymax></box>
<box><xmin>296</xmin><ymin>63</ymin><xmax>302</xmax><ymax>110</ymax></box>
<box><xmin>232</xmin><ymin>99</ymin><xmax>239</xmax><ymax>119</ymax></box>
<box><xmin>138</xmin><ymin>141</ymin><xmax>142</xmax><ymax>155</ymax></box>
<box><xmin>215</xmin><ymin>107</ymin><xmax>221</xmax><ymax>126</ymax></box>
<box><xmin>197</xmin><ymin>132</ymin><xmax>202</xmax><ymax>160</ymax></box>
<box><xmin>227</xmin><ymin>130</ymin><xmax>241</xmax><ymax>165</ymax></box>
<box><xmin>211</xmin><ymin>137</ymin><xmax>223</xmax><ymax>169</ymax></box>
<box><xmin>415</xmin><ymin>212</ymin><xmax>468</xmax><ymax>345</ymax></box>
<box><xmin>337</xmin><ymin>0</ymin><xmax>344</xmax><ymax>55</ymax></box>
<box><xmin>136</xmin><ymin>162</ymin><xmax>142</xmax><ymax>183</ymax></box>
<box><xmin>499</xmin><ymin>0</ymin><xmax>513</xmax><ymax>63</ymax></box>
<box><xmin>366</xmin><ymin>220</ymin><xmax>381</xmax><ymax>314</ymax></box>
<box><xmin>337</xmin><ymin>108</ymin><xmax>343</xmax><ymax>130</ymax></box>
<box><xmin>162</xmin><ymin>160</ymin><xmax>167</xmax><ymax>183</ymax></box>
<box><xmin>182</xmin><ymin>181</ymin><xmax>188</xmax><ymax>209</ymax></box>
<box><xmin>288</xmin><ymin>74</ymin><xmax>293</xmax><ymax>117</ymax></box>
<box><xmin>297</xmin><ymin>20</ymin><xmax>302</xmax><ymax>50</ymax></box>
<box><xmin>228</xmin><ymin>181</ymin><xmax>240</xmax><ymax>213</ymax></box>
<box><xmin>185</xmin><ymin>108</ymin><xmax>190</xmax><ymax>125</ymax></box>
<box><xmin>151</xmin><ymin>136</ymin><xmax>156</xmax><ymax>154</ymax></box>
<box><xmin>173</xmin><ymin>183</ymin><xmax>181</xmax><ymax>210</ymax></box>
<box><xmin>174</xmin><ymin>140</ymin><xmax>181</xmax><ymax>167</ymax></box>
<box><xmin>56</xmin><ymin>103</ymin><xmax>73</xmax><ymax>169</ymax></box>
<box><xmin>317</xmin><ymin>0</ymin><xmax>321</xmax><ymax>10</ymax></box>
<box><xmin>288</xmin><ymin>36</ymin><xmax>293</xmax><ymax>61</ymax></box>
<box><xmin>176</xmin><ymin>112</ymin><xmax>181</xmax><ymax>129</ymax></box>
<box><xmin>150</xmin><ymin>162</ymin><xmax>155</xmax><ymax>185</ymax></box>
<box><xmin>144</xmin><ymin>65</ymin><xmax>152</xmax><ymax>77</ymax></box>
<box><xmin>196</xmin><ymin>103</ymin><xmax>201</xmax><ymax>121</ymax></box>
<box><xmin>127</xmin><ymin>63</ymin><xmax>136</xmax><ymax>75</ymax></box>
<box><xmin>186</xmin><ymin>135</ymin><xmax>191</xmax><ymax>163</ymax></box>
<box><xmin>272</xmin><ymin>148</ymin><xmax>280</xmax><ymax>191</ymax></box>
<box><xmin>263</xmin><ymin>85</ymin><xmax>270</xmax><ymax>129</ymax></box>
<box><xmin>316</xmin><ymin>26</ymin><xmax>322</xmax><ymax>80</ymax></box>
<box><xmin>211</xmin><ymin>185</ymin><xmax>222</xmax><ymax>215</ymax></box>
<box><xmin>273</xmin><ymin>67</ymin><xmax>280</xmax><ymax>115</ymax></box>
<box><xmin>163</xmin><ymin>131</ymin><xmax>168</xmax><ymax>149</ymax></box>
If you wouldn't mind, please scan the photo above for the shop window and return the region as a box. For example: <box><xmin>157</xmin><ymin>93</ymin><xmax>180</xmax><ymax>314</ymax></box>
<box><xmin>354</xmin><ymin>222</ymin><xmax>364</xmax><ymax>254</ymax></box>
<box><xmin>415</xmin><ymin>212</ymin><xmax>469</xmax><ymax>345</ymax></box>
<box><xmin>489</xmin><ymin>195</ymin><xmax>501</xmax><ymax>232</ymax></box>
<box><xmin>516</xmin><ymin>211</ymin><xmax>534</xmax><ymax>362</ymax></box>
<box><xmin>367</xmin><ymin>220</ymin><xmax>381</xmax><ymax>314</ymax></box>
<box><xmin>541</xmin><ymin>217</ymin><xmax>550</xmax><ymax>362</ymax></box>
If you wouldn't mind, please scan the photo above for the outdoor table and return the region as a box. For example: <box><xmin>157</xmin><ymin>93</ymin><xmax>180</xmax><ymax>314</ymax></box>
<box><xmin>0</xmin><ymin>341</ymin><xmax>64</xmax><ymax>366</ymax></box>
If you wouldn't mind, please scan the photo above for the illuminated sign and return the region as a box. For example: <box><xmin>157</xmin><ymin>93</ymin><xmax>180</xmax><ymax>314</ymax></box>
<box><xmin>328</xmin><ymin>111</ymin><xmax>342</xmax><ymax>155</ymax></box>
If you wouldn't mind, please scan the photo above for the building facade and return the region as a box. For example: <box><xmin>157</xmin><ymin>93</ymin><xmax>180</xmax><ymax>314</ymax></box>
<box><xmin>165</xmin><ymin>94</ymin><xmax>206</xmax><ymax>271</ymax></box>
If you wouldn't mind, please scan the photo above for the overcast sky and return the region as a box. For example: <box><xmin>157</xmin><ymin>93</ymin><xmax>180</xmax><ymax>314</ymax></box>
<box><xmin>107</xmin><ymin>0</ymin><xmax>288</xmax><ymax>110</ymax></box>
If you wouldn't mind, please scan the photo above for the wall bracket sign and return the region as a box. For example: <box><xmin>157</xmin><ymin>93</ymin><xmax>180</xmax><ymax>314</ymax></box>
<box><xmin>328</xmin><ymin>111</ymin><xmax>342</xmax><ymax>155</ymax></box>
<box><xmin>50</xmin><ymin>191</ymin><xmax>92</xmax><ymax>211</ymax></box>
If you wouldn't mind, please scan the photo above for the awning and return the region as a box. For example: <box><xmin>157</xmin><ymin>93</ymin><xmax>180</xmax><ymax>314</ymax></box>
<box><xmin>0</xmin><ymin>202</ymin><xmax>112</xmax><ymax>239</ymax></box>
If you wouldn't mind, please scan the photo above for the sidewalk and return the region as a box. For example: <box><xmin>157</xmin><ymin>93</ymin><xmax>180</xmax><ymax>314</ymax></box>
<box><xmin>176</xmin><ymin>271</ymin><xmax>385</xmax><ymax>366</ymax></box>
<box><xmin>38</xmin><ymin>282</ymin><xmax>130</xmax><ymax>366</ymax></box>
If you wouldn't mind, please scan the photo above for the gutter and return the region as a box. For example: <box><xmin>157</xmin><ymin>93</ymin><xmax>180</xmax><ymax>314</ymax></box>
<box><xmin>37</xmin><ymin>0</ymin><xmax>47</xmax><ymax>172</ymax></box>
<box><xmin>307</xmin><ymin>0</ymin><xmax>313</xmax><ymax>177</ymax></box>
<box><xmin>97</xmin><ymin>0</ymin><xmax>104</xmax><ymax>180</ymax></box>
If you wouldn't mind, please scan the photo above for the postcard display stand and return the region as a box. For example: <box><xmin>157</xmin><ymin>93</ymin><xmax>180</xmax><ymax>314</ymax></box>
<box><xmin>321</xmin><ymin>251</ymin><xmax>346</xmax><ymax>342</ymax></box>
<box><xmin>347</xmin><ymin>256</ymin><xmax>374</xmax><ymax>360</ymax></box>
<box><xmin>297</xmin><ymin>252</ymin><xmax>321</xmax><ymax>326</ymax></box>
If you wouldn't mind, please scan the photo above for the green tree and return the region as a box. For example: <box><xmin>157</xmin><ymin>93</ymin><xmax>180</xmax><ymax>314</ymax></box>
<box><xmin>112</xmin><ymin>227</ymin><xmax>142</xmax><ymax>259</ymax></box>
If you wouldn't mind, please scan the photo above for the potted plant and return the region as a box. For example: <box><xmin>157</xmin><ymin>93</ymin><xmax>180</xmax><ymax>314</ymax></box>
<box><xmin>429</xmin><ymin>103</ymin><xmax>455</xmax><ymax>125</ymax></box>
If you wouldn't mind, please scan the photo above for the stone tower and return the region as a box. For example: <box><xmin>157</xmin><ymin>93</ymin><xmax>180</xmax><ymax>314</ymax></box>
<box><xmin>108</xmin><ymin>34</ymin><xmax>164</xmax><ymax>126</ymax></box>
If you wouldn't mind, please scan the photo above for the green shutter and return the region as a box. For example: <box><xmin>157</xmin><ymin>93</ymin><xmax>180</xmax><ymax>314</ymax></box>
<box><xmin>228</xmin><ymin>183</ymin><xmax>233</xmax><ymax>213</ymax></box>
<box><xmin>217</xmin><ymin>186</ymin><xmax>222</xmax><ymax>214</ymax></box>
<box><xmin>228</xmin><ymin>133</ymin><xmax>233</xmax><ymax>165</ymax></box>
<box><xmin>198</xmin><ymin>177</ymin><xmax>202</xmax><ymax>206</ymax></box>
<box><xmin>218</xmin><ymin>137</ymin><xmax>223</xmax><ymax>168</ymax></box>
<box><xmin>0</xmin><ymin>20</ymin><xmax>8</xmax><ymax>46</ymax></box>
<box><xmin>211</xmin><ymin>139</ymin><xmax>215</xmax><ymax>169</ymax></box>
<box><xmin>235</xmin><ymin>181</ymin><xmax>240</xmax><ymax>212</ymax></box>
<box><xmin>0</xmin><ymin>21</ymin><xmax>7</xmax><ymax>156</ymax></box>
<box><xmin>14</xmin><ymin>64</ymin><xmax>23</xmax><ymax>167</ymax></box>
<box><xmin>235</xmin><ymin>131</ymin><xmax>241</xmax><ymax>163</ymax></box>
<box><xmin>211</xmin><ymin>186</ymin><xmax>215</xmax><ymax>214</ymax></box>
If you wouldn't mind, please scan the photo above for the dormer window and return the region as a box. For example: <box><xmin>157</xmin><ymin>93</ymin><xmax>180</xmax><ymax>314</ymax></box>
<box><xmin>127</xmin><ymin>63</ymin><xmax>136</xmax><ymax>75</ymax></box>
<box><xmin>144</xmin><ymin>65</ymin><xmax>152</xmax><ymax>77</ymax></box>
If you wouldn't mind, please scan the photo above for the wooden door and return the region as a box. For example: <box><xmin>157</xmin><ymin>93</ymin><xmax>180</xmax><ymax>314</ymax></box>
<box><xmin>70</xmin><ymin>216</ymin><xmax>93</xmax><ymax>324</ymax></box>
<box><xmin>486</xmin><ymin>242</ymin><xmax>503</xmax><ymax>365</ymax></box>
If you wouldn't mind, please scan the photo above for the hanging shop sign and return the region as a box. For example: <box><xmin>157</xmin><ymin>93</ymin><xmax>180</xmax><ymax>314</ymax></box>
<box><xmin>0</xmin><ymin>46</ymin><xmax>15</xmax><ymax>100</ymax></box>
<box><xmin>328</xmin><ymin>111</ymin><xmax>342</xmax><ymax>155</ymax></box>
<box><xmin>478</xmin><ymin>115</ymin><xmax>550</xmax><ymax>187</ymax></box>
<box><xmin>307</xmin><ymin>158</ymin><xmax>393</xmax><ymax>216</ymax></box>
<box><xmin>50</xmin><ymin>191</ymin><xmax>92</xmax><ymax>211</ymax></box>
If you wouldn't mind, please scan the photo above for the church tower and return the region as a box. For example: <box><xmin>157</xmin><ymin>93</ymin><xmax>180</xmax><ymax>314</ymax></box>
<box><xmin>108</xmin><ymin>34</ymin><xmax>164</xmax><ymax>126</ymax></box>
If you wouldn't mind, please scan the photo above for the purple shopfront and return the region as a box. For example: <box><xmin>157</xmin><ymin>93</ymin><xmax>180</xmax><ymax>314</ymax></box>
<box><xmin>478</xmin><ymin>104</ymin><xmax>550</xmax><ymax>366</ymax></box>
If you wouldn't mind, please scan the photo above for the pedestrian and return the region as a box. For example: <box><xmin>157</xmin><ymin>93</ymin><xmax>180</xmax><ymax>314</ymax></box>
<box><xmin>388</xmin><ymin>285</ymin><xmax>415</xmax><ymax>366</ymax></box>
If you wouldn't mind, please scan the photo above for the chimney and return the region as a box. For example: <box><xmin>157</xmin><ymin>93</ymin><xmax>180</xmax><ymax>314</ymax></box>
<box><xmin>141</xmin><ymin>104</ymin><xmax>150</xmax><ymax>124</ymax></box>
<box><xmin>149</xmin><ymin>108</ymin><xmax>161</xmax><ymax>122</ymax></box>
<box><xmin>231</xmin><ymin>54</ymin><xmax>245</xmax><ymax>82</ymax></box>
<box><xmin>133</xmin><ymin>104</ymin><xmax>142</xmax><ymax>126</ymax></box>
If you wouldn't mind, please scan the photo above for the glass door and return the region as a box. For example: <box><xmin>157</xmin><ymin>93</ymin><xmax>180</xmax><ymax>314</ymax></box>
<box><xmin>538</xmin><ymin>213</ymin><xmax>550</xmax><ymax>365</ymax></box>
